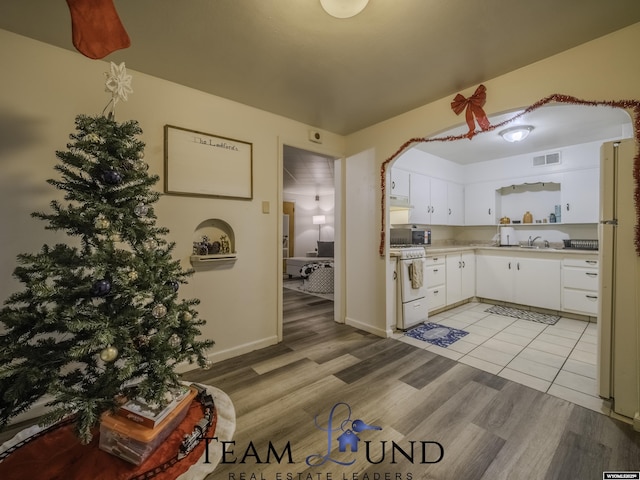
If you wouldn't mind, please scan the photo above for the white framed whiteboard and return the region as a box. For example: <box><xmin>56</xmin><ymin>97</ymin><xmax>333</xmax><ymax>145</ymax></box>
<box><xmin>164</xmin><ymin>125</ymin><xmax>253</xmax><ymax>199</ymax></box>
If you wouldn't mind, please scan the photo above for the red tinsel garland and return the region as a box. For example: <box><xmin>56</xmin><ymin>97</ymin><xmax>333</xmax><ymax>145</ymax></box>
<box><xmin>379</xmin><ymin>94</ymin><xmax>640</xmax><ymax>256</ymax></box>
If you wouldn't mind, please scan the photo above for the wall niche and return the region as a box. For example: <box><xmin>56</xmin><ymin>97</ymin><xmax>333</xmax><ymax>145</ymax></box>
<box><xmin>190</xmin><ymin>218</ymin><xmax>237</xmax><ymax>266</ymax></box>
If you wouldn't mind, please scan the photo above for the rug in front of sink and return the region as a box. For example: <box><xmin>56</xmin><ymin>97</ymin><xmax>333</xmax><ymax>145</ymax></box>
<box><xmin>485</xmin><ymin>305</ymin><xmax>560</xmax><ymax>325</ymax></box>
<box><xmin>405</xmin><ymin>322</ymin><xmax>469</xmax><ymax>348</ymax></box>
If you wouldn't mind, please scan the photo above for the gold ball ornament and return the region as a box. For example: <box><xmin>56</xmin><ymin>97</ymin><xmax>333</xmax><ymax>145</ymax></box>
<box><xmin>100</xmin><ymin>345</ymin><xmax>119</xmax><ymax>362</ymax></box>
<box><xmin>152</xmin><ymin>304</ymin><xmax>167</xmax><ymax>319</ymax></box>
<box><xmin>203</xmin><ymin>359</ymin><xmax>213</xmax><ymax>370</ymax></box>
<box><xmin>94</xmin><ymin>215</ymin><xmax>110</xmax><ymax>230</ymax></box>
<box><xmin>183</xmin><ymin>311</ymin><xmax>193</xmax><ymax>321</ymax></box>
<box><xmin>169</xmin><ymin>334</ymin><xmax>181</xmax><ymax>348</ymax></box>
<box><xmin>128</xmin><ymin>271</ymin><xmax>139</xmax><ymax>281</ymax></box>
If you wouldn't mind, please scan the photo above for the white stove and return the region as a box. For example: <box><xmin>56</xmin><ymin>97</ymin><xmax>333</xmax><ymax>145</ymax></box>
<box><xmin>392</xmin><ymin>247</ymin><xmax>428</xmax><ymax>329</ymax></box>
<box><xmin>390</xmin><ymin>246</ymin><xmax>426</xmax><ymax>259</ymax></box>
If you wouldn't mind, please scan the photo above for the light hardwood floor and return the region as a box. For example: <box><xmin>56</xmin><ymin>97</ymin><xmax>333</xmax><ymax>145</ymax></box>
<box><xmin>1</xmin><ymin>289</ymin><xmax>638</xmax><ymax>479</ymax></box>
<box><xmin>181</xmin><ymin>288</ymin><xmax>640</xmax><ymax>479</ymax></box>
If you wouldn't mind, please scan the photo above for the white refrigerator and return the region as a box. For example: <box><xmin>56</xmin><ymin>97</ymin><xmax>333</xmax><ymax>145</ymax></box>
<box><xmin>598</xmin><ymin>138</ymin><xmax>639</xmax><ymax>420</ymax></box>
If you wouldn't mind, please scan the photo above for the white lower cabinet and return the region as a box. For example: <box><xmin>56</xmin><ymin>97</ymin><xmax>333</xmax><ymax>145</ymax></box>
<box><xmin>562</xmin><ymin>257</ymin><xmax>599</xmax><ymax>315</ymax></box>
<box><xmin>476</xmin><ymin>253</ymin><xmax>561</xmax><ymax>311</ymax></box>
<box><xmin>446</xmin><ymin>251</ymin><xmax>475</xmax><ymax>305</ymax></box>
<box><xmin>425</xmin><ymin>255</ymin><xmax>446</xmax><ymax>312</ymax></box>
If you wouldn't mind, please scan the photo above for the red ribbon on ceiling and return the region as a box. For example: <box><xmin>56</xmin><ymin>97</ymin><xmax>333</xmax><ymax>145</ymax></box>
<box><xmin>451</xmin><ymin>84</ymin><xmax>491</xmax><ymax>138</ymax></box>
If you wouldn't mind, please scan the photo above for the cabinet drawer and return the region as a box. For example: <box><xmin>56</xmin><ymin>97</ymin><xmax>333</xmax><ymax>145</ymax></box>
<box><xmin>427</xmin><ymin>286</ymin><xmax>446</xmax><ymax>311</ymax></box>
<box><xmin>426</xmin><ymin>264</ymin><xmax>446</xmax><ymax>288</ymax></box>
<box><xmin>563</xmin><ymin>267</ymin><xmax>599</xmax><ymax>290</ymax></box>
<box><xmin>563</xmin><ymin>257</ymin><xmax>599</xmax><ymax>269</ymax></box>
<box><xmin>563</xmin><ymin>288</ymin><xmax>599</xmax><ymax>315</ymax></box>
<box><xmin>426</xmin><ymin>255</ymin><xmax>445</xmax><ymax>266</ymax></box>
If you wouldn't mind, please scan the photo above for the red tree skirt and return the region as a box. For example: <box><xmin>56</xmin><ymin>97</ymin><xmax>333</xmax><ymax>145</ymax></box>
<box><xmin>0</xmin><ymin>400</ymin><xmax>217</xmax><ymax>480</ymax></box>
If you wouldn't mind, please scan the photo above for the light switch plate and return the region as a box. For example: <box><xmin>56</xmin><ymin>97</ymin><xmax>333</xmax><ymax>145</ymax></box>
<box><xmin>262</xmin><ymin>201</ymin><xmax>270</xmax><ymax>213</ymax></box>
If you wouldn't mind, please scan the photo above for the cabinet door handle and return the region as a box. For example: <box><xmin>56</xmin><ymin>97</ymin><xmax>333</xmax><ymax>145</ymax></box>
<box><xmin>458</xmin><ymin>261</ymin><xmax>462</xmax><ymax>268</ymax></box>
<box><xmin>566</xmin><ymin>203</ymin><xmax>570</xmax><ymax>211</ymax></box>
<box><xmin>586</xmin><ymin>295</ymin><xmax>598</xmax><ymax>300</ymax></box>
<box><xmin>585</xmin><ymin>272</ymin><xmax>598</xmax><ymax>277</ymax></box>
<box><xmin>488</xmin><ymin>208</ymin><xmax>492</xmax><ymax>215</ymax></box>
<box><xmin>449</xmin><ymin>208</ymin><xmax>452</xmax><ymax>215</ymax></box>
<box><xmin>434</xmin><ymin>290</ymin><xmax>439</xmax><ymax>294</ymax></box>
<box><xmin>433</xmin><ymin>269</ymin><xmax>439</xmax><ymax>273</ymax></box>
<box><xmin>462</xmin><ymin>261</ymin><xmax>466</xmax><ymax>268</ymax></box>
<box><xmin>393</xmin><ymin>271</ymin><xmax>397</xmax><ymax>280</ymax></box>
<box><xmin>431</xmin><ymin>206</ymin><xmax>435</xmax><ymax>214</ymax></box>
<box><xmin>586</xmin><ymin>260</ymin><xmax>597</xmax><ymax>265</ymax></box>
<box><xmin>392</xmin><ymin>181</ymin><xmax>395</xmax><ymax>189</ymax></box>
<box><xmin>508</xmin><ymin>262</ymin><xmax>511</xmax><ymax>269</ymax></box>
<box><xmin>517</xmin><ymin>262</ymin><xmax>520</xmax><ymax>270</ymax></box>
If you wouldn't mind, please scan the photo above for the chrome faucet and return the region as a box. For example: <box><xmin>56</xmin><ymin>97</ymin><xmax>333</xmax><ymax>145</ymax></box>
<box><xmin>528</xmin><ymin>235</ymin><xmax>541</xmax><ymax>246</ymax></box>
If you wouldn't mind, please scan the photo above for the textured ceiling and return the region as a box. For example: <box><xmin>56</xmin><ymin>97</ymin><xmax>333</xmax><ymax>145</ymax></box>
<box><xmin>1</xmin><ymin>1</ymin><xmax>640</xmax><ymax>135</ymax></box>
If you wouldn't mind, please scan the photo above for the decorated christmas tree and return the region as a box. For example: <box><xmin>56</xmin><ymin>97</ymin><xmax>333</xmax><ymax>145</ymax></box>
<box><xmin>0</xmin><ymin>63</ymin><xmax>213</xmax><ymax>444</ymax></box>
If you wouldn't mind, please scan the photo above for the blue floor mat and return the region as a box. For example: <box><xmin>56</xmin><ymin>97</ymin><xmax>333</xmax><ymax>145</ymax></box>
<box><xmin>405</xmin><ymin>322</ymin><xmax>469</xmax><ymax>348</ymax></box>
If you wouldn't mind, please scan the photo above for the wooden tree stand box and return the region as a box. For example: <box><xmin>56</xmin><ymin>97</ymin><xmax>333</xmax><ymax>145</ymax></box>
<box><xmin>99</xmin><ymin>386</ymin><xmax>197</xmax><ymax>465</ymax></box>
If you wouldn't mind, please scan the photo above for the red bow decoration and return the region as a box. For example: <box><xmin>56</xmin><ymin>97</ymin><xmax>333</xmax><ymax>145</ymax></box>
<box><xmin>451</xmin><ymin>84</ymin><xmax>491</xmax><ymax>139</ymax></box>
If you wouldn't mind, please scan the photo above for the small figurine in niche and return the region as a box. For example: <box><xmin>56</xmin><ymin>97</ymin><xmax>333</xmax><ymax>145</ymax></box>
<box><xmin>208</xmin><ymin>241</ymin><xmax>221</xmax><ymax>254</ymax></box>
<box><xmin>219</xmin><ymin>234</ymin><xmax>230</xmax><ymax>254</ymax></box>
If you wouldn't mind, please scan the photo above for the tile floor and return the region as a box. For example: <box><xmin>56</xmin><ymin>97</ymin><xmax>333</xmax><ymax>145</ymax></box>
<box><xmin>394</xmin><ymin>301</ymin><xmax>609</xmax><ymax>415</ymax></box>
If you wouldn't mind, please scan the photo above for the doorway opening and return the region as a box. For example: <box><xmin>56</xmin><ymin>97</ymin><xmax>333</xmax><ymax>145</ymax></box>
<box><xmin>384</xmin><ymin>101</ymin><xmax>637</xmax><ymax>419</ymax></box>
<box><xmin>281</xmin><ymin>145</ymin><xmax>340</xmax><ymax>338</ymax></box>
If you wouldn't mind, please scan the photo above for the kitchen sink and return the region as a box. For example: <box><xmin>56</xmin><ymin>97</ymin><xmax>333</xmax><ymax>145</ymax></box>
<box><xmin>519</xmin><ymin>245</ymin><xmax>558</xmax><ymax>250</ymax></box>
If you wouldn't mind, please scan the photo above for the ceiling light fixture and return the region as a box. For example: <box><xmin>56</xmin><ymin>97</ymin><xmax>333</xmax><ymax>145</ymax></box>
<box><xmin>499</xmin><ymin>125</ymin><xmax>534</xmax><ymax>143</ymax></box>
<box><xmin>320</xmin><ymin>0</ymin><xmax>369</xmax><ymax>18</ymax></box>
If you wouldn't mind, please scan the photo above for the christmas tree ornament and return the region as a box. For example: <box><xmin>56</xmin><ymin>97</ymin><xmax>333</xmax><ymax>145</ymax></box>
<box><xmin>134</xmin><ymin>203</ymin><xmax>149</xmax><ymax>217</ymax></box>
<box><xmin>203</xmin><ymin>359</ymin><xmax>213</xmax><ymax>370</ymax></box>
<box><xmin>91</xmin><ymin>279</ymin><xmax>112</xmax><ymax>297</ymax></box>
<box><xmin>152</xmin><ymin>304</ymin><xmax>167</xmax><ymax>319</ymax></box>
<box><xmin>101</xmin><ymin>169</ymin><xmax>122</xmax><ymax>185</ymax></box>
<box><xmin>144</xmin><ymin>238</ymin><xmax>158</xmax><ymax>250</ymax></box>
<box><xmin>137</xmin><ymin>150</ymin><xmax>145</xmax><ymax>160</ymax></box>
<box><xmin>94</xmin><ymin>214</ymin><xmax>110</xmax><ymax>230</ymax></box>
<box><xmin>84</xmin><ymin>132</ymin><xmax>103</xmax><ymax>143</ymax></box>
<box><xmin>99</xmin><ymin>345</ymin><xmax>119</xmax><ymax>362</ymax></box>
<box><xmin>166</xmin><ymin>280</ymin><xmax>179</xmax><ymax>292</ymax></box>
<box><xmin>128</xmin><ymin>271</ymin><xmax>138</xmax><ymax>281</ymax></box>
<box><xmin>133</xmin><ymin>159</ymin><xmax>149</xmax><ymax>172</ymax></box>
<box><xmin>134</xmin><ymin>334</ymin><xmax>149</xmax><ymax>348</ymax></box>
<box><xmin>183</xmin><ymin>311</ymin><xmax>193</xmax><ymax>321</ymax></box>
<box><xmin>168</xmin><ymin>334</ymin><xmax>181</xmax><ymax>348</ymax></box>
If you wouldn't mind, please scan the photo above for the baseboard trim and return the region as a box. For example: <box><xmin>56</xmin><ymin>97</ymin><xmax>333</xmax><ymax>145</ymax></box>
<box><xmin>175</xmin><ymin>335</ymin><xmax>279</xmax><ymax>373</ymax></box>
<box><xmin>345</xmin><ymin>316</ymin><xmax>387</xmax><ymax>337</ymax></box>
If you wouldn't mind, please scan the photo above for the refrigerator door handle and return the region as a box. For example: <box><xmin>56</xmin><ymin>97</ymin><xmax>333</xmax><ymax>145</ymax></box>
<box><xmin>600</xmin><ymin>219</ymin><xmax>618</xmax><ymax>225</ymax></box>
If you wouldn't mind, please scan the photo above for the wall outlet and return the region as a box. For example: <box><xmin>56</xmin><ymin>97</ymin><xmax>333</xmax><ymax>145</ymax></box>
<box><xmin>309</xmin><ymin>130</ymin><xmax>322</xmax><ymax>144</ymax></box>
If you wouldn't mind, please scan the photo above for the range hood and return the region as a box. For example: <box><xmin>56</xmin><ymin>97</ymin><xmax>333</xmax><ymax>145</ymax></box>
<box><xmin>390</xmin><ymin>194</ymin><xmax>413</xmax><ymax>210</ymax></box>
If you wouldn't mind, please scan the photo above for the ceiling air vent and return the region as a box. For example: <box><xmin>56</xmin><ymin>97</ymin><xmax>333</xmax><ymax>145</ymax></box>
<box><xmin>533</xmin><ymin>152</ymin><xmax>561</xmax><ymax>167</ymax></box>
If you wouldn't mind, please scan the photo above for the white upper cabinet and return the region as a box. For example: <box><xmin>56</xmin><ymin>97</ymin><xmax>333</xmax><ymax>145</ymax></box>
<box><xmin>408</xmin><ymin>172</ymin><xmax>430</xmax><ymax>224</ymax></box>
<box><xmin>465</xmin><ymin>182</ymin><xmax>498</xmax><ymax>225</ymax></box>
<box><xmin>447</xmin><ymin>182</ymin><xmax>465</xmax><ymax>225</ymax></box>
<box><xmin>390</xmin><ymin>168</ymin><xmax>410</xmax><ymax>199</ymax></box>
<box><xmin>429</xmin><ymin>177</ymin><xmax>448</xmax><ymax>225</ymax></box>
<box><xmin>560</xmin><ymin>168</ymin><xmax>599</xmax><ymax>223</ymax></box>
<box><xmin>408</xmin><ymin>174</ymin><xmax>451</xmax><ymax>225</ymax></box>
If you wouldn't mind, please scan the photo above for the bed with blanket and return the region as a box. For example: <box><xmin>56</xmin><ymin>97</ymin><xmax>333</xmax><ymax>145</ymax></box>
<box><xmin>285</xmin><ymin>242</ymin><xmax>334</xmax><ymax>293</ymax></box>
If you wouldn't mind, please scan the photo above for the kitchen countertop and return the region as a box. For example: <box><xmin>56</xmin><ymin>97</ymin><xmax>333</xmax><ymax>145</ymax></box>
<box><xmin>419</xmin><ymin>245</ymin><xmax>598</xmax><ymax>256</ymax></box>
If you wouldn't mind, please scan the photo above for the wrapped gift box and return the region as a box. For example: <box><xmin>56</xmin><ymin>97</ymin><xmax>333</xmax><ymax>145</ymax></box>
<box><xmin>99</xmin><ymin>386</ymin><xmax>197</xmax><ymax>465</ymax></box>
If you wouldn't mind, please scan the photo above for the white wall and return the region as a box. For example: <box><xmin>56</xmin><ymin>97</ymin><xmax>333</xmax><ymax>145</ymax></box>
<box><xmin>282</xmin><ymin>192</ymin><xmax>335</xmax><ymax>256</ymax></box>
<box><xmin>0</xmin><ymin>29</ymin><xmax>346</xmax><ymax>364</ymax></box>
